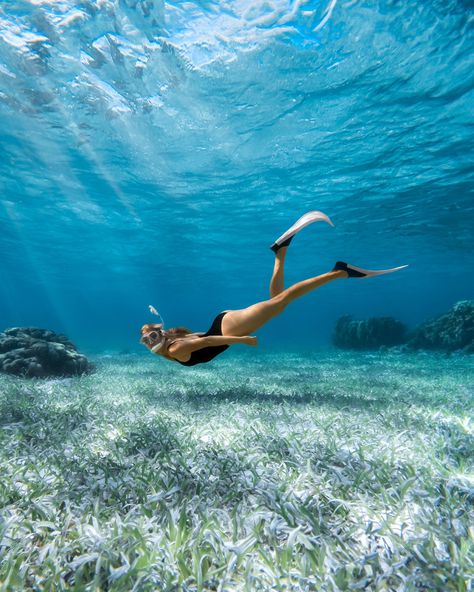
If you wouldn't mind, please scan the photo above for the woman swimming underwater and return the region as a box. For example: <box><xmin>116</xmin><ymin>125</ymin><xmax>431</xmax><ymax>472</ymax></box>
<box><xmin>140</xmin><ymin>211</ymin><xmax>408</xmax><ymax>366</ymax></box>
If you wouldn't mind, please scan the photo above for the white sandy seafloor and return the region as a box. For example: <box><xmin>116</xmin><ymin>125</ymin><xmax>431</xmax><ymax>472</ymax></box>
<box><xmin>0</xmin><ymin>349</ymin><xmax>473</xmax><ymax>591</ymax></box>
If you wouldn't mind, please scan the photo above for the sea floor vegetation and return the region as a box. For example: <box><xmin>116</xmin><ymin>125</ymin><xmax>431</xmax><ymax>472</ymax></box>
<box><xmin>0</xmin><ymin>350</ymin><xmax>473</xmax><ymax>591</ymax></box>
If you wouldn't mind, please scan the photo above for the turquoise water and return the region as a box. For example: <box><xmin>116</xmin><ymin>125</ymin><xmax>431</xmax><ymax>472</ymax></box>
<box><xmin>1</xmin><ymin>4</ymin><xmax>474</xmax><ymax>590</ymax></box>
<box><xmin>1</xmin><ymin>0</ymin><xmax>473</xmax><ymax>352</ymax></box>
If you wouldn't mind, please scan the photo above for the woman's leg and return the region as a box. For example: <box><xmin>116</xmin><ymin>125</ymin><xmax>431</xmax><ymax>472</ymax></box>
<box><xmin>269</xmin><ymin>246</ymin><xmax>288</xmax><ymax>297</ymax></box>
<box><xmin>221</xmin><ymin>268</ymin><xmax>347</xmax><ymax>337</ymax></box>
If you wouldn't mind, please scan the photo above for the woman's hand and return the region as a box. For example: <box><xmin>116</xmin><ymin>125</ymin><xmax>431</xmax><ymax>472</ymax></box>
<box><xmin>242</xmin><ymin>336</ymin><xmax>258</xmax><ymax>346</ymax></box>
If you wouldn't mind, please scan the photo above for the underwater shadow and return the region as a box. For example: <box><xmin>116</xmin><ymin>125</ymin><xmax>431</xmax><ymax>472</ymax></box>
<box><xmin>179</xmin><ymin>385</ymin><xmax>390</xmax><ymax>412</ymax></box>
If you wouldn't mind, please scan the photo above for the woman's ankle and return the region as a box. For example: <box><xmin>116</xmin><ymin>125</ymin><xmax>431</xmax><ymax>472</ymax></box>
<box><xmin>330</xmin><ymin>269</ymin><xmax>348</xmax><ymax>279</ymax></box>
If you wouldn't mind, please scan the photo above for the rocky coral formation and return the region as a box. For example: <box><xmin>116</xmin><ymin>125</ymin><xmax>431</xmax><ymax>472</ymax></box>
<box><xmin>333</xmin><ymin>301</ymin><xmax>474</xmax><ymax>353</ymax></box>
<box><xmin>406</xmin><ymin>300</ymin><xmax>474</xmax><ymax>353</ymax></box>
<box><xmin>333</xmin><ymin>315</ymin><xmax>407</xmax><ymax>350</ymax></box>
<box><xmin>0</xmin><ymin>327</ymin><xmax>93</xmax><ymax>378</ymax></box>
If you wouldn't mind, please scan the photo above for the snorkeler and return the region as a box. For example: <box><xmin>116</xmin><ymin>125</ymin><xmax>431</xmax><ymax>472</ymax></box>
<box><xmin>140</xmin><ymin>211</ymin><xmax>408</xmax><ymax>366</ymax></box>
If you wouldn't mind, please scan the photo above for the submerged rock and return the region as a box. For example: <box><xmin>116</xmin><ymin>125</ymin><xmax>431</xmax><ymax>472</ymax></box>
<box><xmin>406</xmin><ymin>300</ymin><xmax>474</xmax><ymax>353</ymax></box>
<box><xmin>0</xmin><ymin>327</ymin><xmax>93</xmax><ymax>378</ymax></box>
<box><xmin>333</xmin><ymin>315</ymin><xmax>407</xmax><ymax>350</ymax></box>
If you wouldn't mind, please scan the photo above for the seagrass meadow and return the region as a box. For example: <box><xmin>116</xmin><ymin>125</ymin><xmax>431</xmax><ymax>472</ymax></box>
<box><xmin>1</xmin><ymin>350</ymin><xmax>473</xmax><ymax>592</ymax></box>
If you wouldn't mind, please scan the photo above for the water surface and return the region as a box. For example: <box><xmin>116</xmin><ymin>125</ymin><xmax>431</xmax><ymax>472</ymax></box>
<box><xmin>0</xmin><ymin>0</ymin><xmax>473</xmax><ymax>350</ymax></box>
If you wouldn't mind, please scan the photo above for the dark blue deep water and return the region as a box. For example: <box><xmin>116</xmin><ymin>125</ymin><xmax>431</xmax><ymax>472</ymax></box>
<box><xmin>0</xmin><ymin>0</ymin><xmax>473</xmax><ymax>353</ymax></box>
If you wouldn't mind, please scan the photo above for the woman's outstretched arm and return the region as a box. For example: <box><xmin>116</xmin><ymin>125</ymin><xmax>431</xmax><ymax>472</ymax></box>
<box><xmin>202</xmin><ymin>336</ymin><xmax>257</xmax><ymax>347</ymax></box>
<box><xmin>168</xmin><ymin>335</ymin><xmax>257</xmax><ymax>357</ymax></box>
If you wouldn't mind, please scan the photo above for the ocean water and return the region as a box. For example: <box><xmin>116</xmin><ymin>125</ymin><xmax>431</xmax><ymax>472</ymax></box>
<box><xmin>1</xmin><ymin>3</ymin><xmax>474</xmax><ymax>589</ymax></box>
<box><xmin>1</xmin><ymin>0</ymin><xmax>473</xmax><ymax>353</ymax></box>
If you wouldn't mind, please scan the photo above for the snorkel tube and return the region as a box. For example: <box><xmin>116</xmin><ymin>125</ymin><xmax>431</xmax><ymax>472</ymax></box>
<box><xmin>151</xmin><ymin>340</ymin><xmax>165</xmax><ymax>353</ymax></box>
<box><xmin>142</xmin><ymin>305</ymin><xmax>167</xmax><ymax>352</ymax></box>
<box><xmin>148</xmin><ymin>305</ymin><xmax>164</xmax><ymax>323</ymax></box>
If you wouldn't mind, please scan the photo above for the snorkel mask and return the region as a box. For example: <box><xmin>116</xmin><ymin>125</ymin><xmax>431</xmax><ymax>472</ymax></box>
<box><xmin>140</xmin><ymin>305</ymin><xmax>166</xmax><ymax>352</ymax></box>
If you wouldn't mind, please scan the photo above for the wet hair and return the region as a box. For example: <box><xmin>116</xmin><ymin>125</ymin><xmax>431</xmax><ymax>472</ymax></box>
<box><xmin>141</xmin><ymin>323</ymin><xmax>163</xmax><ymax>334</ymax></box>
<box><xmin>165</xmin><ymin>326</ymin><xmax>193</xmax><ymax>338</ymax></box>
<box><xmin>140</xmin><ymin>324</ymin><xmax>192</xmax><ymax>338</ymax></box>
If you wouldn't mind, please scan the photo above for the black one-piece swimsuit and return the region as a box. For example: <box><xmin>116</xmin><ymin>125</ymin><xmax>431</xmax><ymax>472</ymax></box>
<box><xmin>175</xmin><ymin>312</ymin><xmax>229</xmax><ymax>367</ymax></box>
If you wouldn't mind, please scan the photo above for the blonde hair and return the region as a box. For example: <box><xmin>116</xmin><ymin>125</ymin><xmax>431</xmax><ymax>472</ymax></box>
<box><xmin>165</xmin><ymin>326</ymin><xmax>193</xmax><ymax>338</ymax></box>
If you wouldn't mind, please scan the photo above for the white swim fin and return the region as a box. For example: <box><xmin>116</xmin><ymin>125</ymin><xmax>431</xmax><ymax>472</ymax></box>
<box><xmin>333</xmin><ymin>261</ymin><xmax>409</xmax><ymax>278</ymax></box>
<box><xmin>270</xmin><ymin>210</ymin><xmax>334</xmax><ymax>252</ymax></box>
